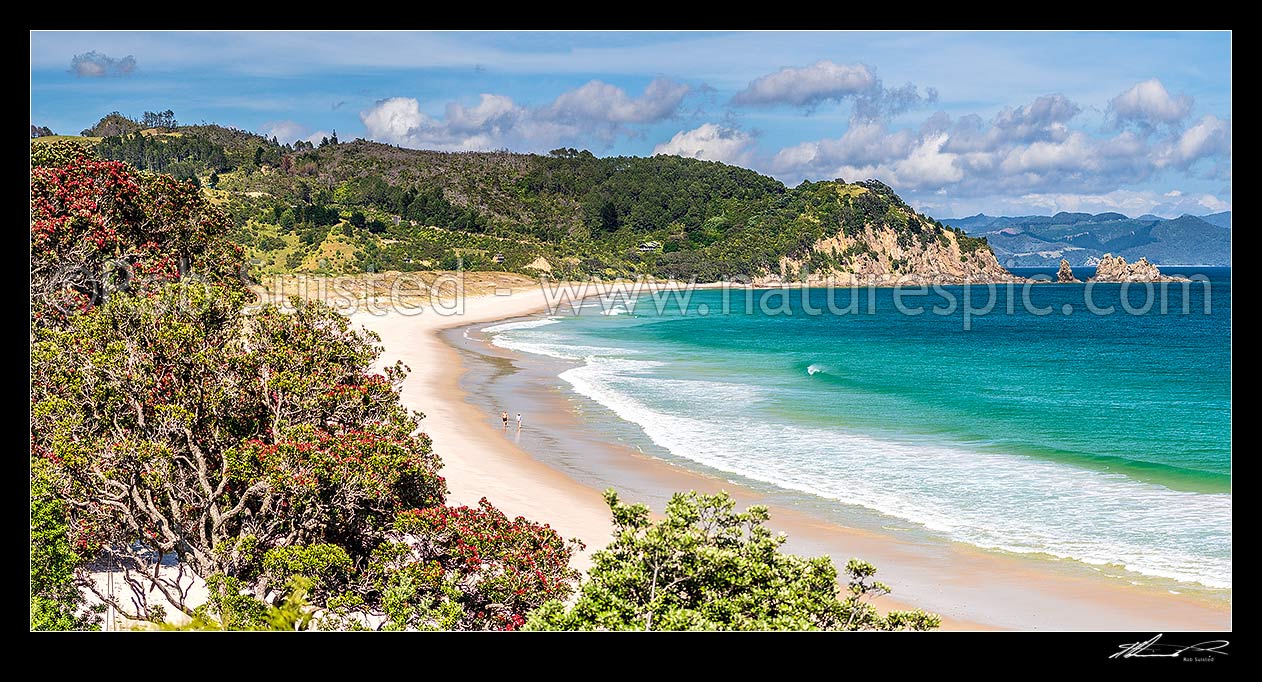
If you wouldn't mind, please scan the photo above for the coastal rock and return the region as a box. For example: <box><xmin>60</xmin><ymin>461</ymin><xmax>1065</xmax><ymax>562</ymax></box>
<box><xmin>749</xmin><ymin>182</ymin><xmax>1026</xmax><ymax>286</ymax></box>
<box><xmin>1057</xmin><ymin>259</ymin><xmax>1080</xmax><ymax>283</ymax></box>
<box><xmin>1087</xmin><ymin>254</ymin><xmax>1189</xmax><ymax>283</ymax></box>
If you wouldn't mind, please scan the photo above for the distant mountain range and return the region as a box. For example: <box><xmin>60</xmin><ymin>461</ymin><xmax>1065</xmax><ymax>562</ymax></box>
<box><xmin>940</xmin><ymin>211</ymin><xmax>1231</xmax><ymax>267</ymax></box>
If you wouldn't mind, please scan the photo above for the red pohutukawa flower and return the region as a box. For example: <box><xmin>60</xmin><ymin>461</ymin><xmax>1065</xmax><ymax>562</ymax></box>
<box><xmin>374</xmin><ymin>499</ymin><xmax>581</xmax><ymax>630</ymax></box>
<box><xmin>30</xmin><ymin>154</ymin><xmax>246</xmax><ymax>326</ymax></box>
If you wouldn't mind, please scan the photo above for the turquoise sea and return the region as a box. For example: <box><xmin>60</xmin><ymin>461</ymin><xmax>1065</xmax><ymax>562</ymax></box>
<box><xmin>482</xmin><ymin>268</ymin><xmax>1231</xmax><ymax>589</ymax></box>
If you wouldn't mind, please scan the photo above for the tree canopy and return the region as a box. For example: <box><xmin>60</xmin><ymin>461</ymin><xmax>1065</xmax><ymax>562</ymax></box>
<box><xmin>30</xmin><ymin>146</ymin><xmax>246</xmax><ymax>326</ymax></box>
<box><xmin>526</xmin><ymin>490</ymin><xmax>940</xmax><ymax>631</ymax></box>
<box><xmin>81</xmin><ymin>112</ymin><xmax>143</xmax><ymax>137</ymax></box>
<box><xmin>30</xmin><ymin>282</ymin><xmax>581</xmax><ymax>629</ymax></box>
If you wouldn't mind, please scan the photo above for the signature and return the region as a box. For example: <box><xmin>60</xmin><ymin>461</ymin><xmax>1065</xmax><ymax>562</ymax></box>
<box><xmin>1110</xmin><ymin>634</ymin><xmax>1230</xmax><ymax>660</ymax></box>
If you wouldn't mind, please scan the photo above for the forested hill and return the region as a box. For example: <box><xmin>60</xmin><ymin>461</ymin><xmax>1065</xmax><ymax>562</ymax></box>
<box><xmin>40</xmin><ymin>113</ymin><xmax>1007</xmax><ymax>282</ymax></box>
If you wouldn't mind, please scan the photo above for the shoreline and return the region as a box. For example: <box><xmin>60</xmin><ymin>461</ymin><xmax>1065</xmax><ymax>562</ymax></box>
<box><xmin>350</xmin><ymin>284</ymin><xmax>1230</xmax><ymax>631</ymax></box>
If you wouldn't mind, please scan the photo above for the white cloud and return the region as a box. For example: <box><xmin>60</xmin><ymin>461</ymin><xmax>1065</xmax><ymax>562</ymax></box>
<box><xmin>996</xmin><ymin>93</ymin><xmax>1080</xmax><ymax>129</ymax></box>
<box><xmin>932</xmin><ymin>95</ymin><xmax>1080</xmax><ymax>154</ymax></box>
<box><xmin>770</xmin><ymin>121</ymin><xmax>916</xmax><ymax>178</ymax></box>
<box><xmin>70</xmin><ymin>51</ymin><xmax>136</xmax><ymax>77</ymax></box>
<box><xmin>731</xmin><ymin>60</ymin><xmax>937</xmax><ymax>119</ymax></box>
<box><xmin>1009</xmin><ymin>189</ymin><xmax>1229</xmax><ymax>218</ymax></box>
<box><xmin>998</xmin><ymin>131</ymin><xmax>1097</xmax><ymax>175</ymax></box>
<box><xmin>1159</xmin><ymin>114</ymin><xmax>1231</xmax><ymax>168</ymax></box>
<box><xmin>770</xmin><ymin>87</ymin><xmax>1231</xmax><ymax>195</ymax></box>
<box><xmin>359</xmin><ymin>96</ymin><xmax>517</xmax><ymax>151</ymax></box>
<box><xmin>893</xmin><ymin>133</ymin><xmax>963</xmax><ymax>187</ymax></box>
<box><xmin>1109</xmin><ymin>78</ymin><xmax>1193</xmax><ymax>126</ymax></box>
<box><xmin>359</xmin><ymin>98</ymin><xmax>425</xmax><ymax>145</ymax></box>
<box><xmin>732</xmin><ymin>60</ymin><xmax>875</xmax><ymax>107</ymax></box>
<box><xmin>542</xmin><ymin>78</ymin><xmax>689</xmax><ymax>124</ymax></box>
<box><xmin>443</xmin><ymin>94</ymin><xmax>520</xmax><ymax>132</ymax></box>
<box><xmin>808</xmin><ymin>134</ymin><xmax>961</xmax><ymax>193</ymax></box>
<box><xmin>653</xmin><ymin>124</ymin><xmax>756</xmax><ymax>165</ymax></box>
<box><xmin>261</xmin><ymin>120</ymin><xmax>332</xmax><ymax>145</ymax></box>
<box><xmin>1195</xmin><ymin>194</ymin><xmax>1231</xmax><ymax>213</ymax></box>
<box><xmin>913</xmin><ymin>189</ymin><xmax>1231</xmax><ymax>221</ymax></box>
<box><xmin>361</xmin><ymin>79</ymin><xmax>691</xmax><ymax>152</ymax></box>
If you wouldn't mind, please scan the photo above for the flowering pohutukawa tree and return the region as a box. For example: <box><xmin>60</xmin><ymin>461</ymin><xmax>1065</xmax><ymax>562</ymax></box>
<box><xmin>29</xmin><ymin>142</ymin><xmax>246</xmax><ymax>326</ymax></box>
<box><xmin>30</xmin><ymin>285</ymin><xmax>437</xmax><ymax>617</ymax></box>
<box><xmin>240</xmin><ymin>300</ymin><xmax>419</xmax><ymax>440</ymax></box>
<box><xmin>355</xmin><ymin>500</ymin><xmax>582</xmax><ymax>631</ymax></box>
<box><xmin>30</xmin><ymin>283</ymin><xmax>580</xmax><ymax>628</ymax></box>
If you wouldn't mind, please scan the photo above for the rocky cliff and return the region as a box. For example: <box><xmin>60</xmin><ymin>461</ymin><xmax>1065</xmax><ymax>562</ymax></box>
<box><xmin>751</xmin><ymin>181</ymin><xmax>1020</xmax><ymax>286</ymax></box>
<box><xmin>1088</xmin><ymin>254</ymin><xmax>1189</xmax><ymax>283</ymax></box>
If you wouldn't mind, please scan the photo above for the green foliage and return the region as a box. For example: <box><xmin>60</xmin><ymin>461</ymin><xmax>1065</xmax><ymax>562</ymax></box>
<box><xmin>30</xmin><ymin>462</ymin><xmax>101</xmax><ymax>631</ymax></box>
<box><xmin>843</xmin><ymin>240</ymin><xmax>875</xmax><ymax>261</ymax></box>
<box><xmin>228</xmin><ymin>427</ymin><xmax>447</xmax><ymax>555</ymax></box>
<box><xmin>598</xmin><ymin>200</ymin><xmax>619</xmax><ymax>233</ymax></box>
<box><xmin>955</xmin><ymin>229</ymin><xmax>989</xmax><ymax>256</ymax></box>
<box><xmin>85</xmin><ymin>114</ymin><xmax>285</xmax><ymax>175</ymax></box>
<box><xmin>178</xmin><ymin>125</ymin><xmax>284</xmax><ymax>169</ymax></box>
<box><xmin>526</xmin><ymin>490</ymin><xmax>940</xmax><ymax>631</ymax></box>
<box><xmin>263</xmin><ymin>577</ymin><xmax>318</xmax><ymax>630</ymax></box>
<box><xmin>164</xmin><ymin>577</ymin><xmax>315</xmax><ymax>631</ymax></box>
<box><xmin>97</xmin><ymin>131</ymin><xmax>230</xmax><ymax>175</ymax></box>
<box><xmin>256</xmin><ymin>234</ymin><xmax>284</xmax><ymax>251</ymax></box>
<box><xmin>142</xmin><ymin>110</ymin><xmax>178</xmax><ymax>129</ymax></box>
<box><xmin>31</xmin><ymin>139</ymin><xmax>98</xmax><ymax>168</ymax></box>
<box><xmin>30</xmin><ymin>283</ymin><xmax>440</xmax><ymax>618</ymax></box>
<box><xmin>262</xmin><ymin>544</ymin><xmax>352</xmax><ymax>598</ymax></box>
<box><xmin>81</xmin><ymin>112</ymin><xmax>142</xmax><ymax>137</ymax></box>
<box><xmin>201</xmin><ymin>574</ymin><xmax>271</xmax><ymax>629</ymax></box>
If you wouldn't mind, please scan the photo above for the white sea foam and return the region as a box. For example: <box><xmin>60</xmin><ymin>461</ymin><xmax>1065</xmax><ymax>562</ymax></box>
<box><xmin>481</xmin><ymin>317</ymin><xmax>562</xmax><ymax>334</ymax></box>
<box><xmin>490</xmin><ymin>337</ymin><xmax>621</xmax><ymax>361</ymax></box>
<box><xmin>485</xmin><ymin>322</ymin><xmax>636</xmax><ymax>361</ymax></box>
<box><xmin>557</xmin><ymin>357</ymin><xmax>1232</xmax><ymax>589</ymax></box>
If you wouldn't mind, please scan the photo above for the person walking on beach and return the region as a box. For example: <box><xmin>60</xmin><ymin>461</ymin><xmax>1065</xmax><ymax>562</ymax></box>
<box><xmin>501</xmin><ymin>411</ymin><xmax>509</xmax><ymax>429</ymax></box>
<box><xmin>516</xmin><ymin>413</ymin><xmax>522</xmax><ymax>430</ymax></box>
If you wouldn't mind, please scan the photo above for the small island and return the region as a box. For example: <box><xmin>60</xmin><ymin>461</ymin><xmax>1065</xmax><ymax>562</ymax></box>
<box><xmin>1087</xmin><ymin>254</ymin><xmax>1190</xmax><ymax>283</ymax></box>
<box><xmin>1057</xmin><ymin>259</ymin><xmax>1081</xmax><ymax>283</ymax></box>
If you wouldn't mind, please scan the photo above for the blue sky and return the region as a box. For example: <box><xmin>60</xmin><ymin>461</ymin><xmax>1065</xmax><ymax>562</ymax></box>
<box><xmin>30</xmin><ymin>30</ymin><xmax>1231</xmax><ymax>218</ymax></box>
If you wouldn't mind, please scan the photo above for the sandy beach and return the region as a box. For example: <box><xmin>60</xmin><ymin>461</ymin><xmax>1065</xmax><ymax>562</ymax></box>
<box><xmin>348</xmin><ymin>278</ymin><xmax>1231</xmax><ymax>632</ymax></box>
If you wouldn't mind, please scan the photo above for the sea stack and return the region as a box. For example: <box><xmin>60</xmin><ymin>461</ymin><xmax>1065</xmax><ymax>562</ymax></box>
<box><xmin>1056</xmin><ymin>259</ymin><xmax>1080</xmax><ymax>283</ymax></box>
<box><xmin>1088</xmin><ymin>254</ymin><xmax>1189</xmax><ymax>283</ymax></box>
